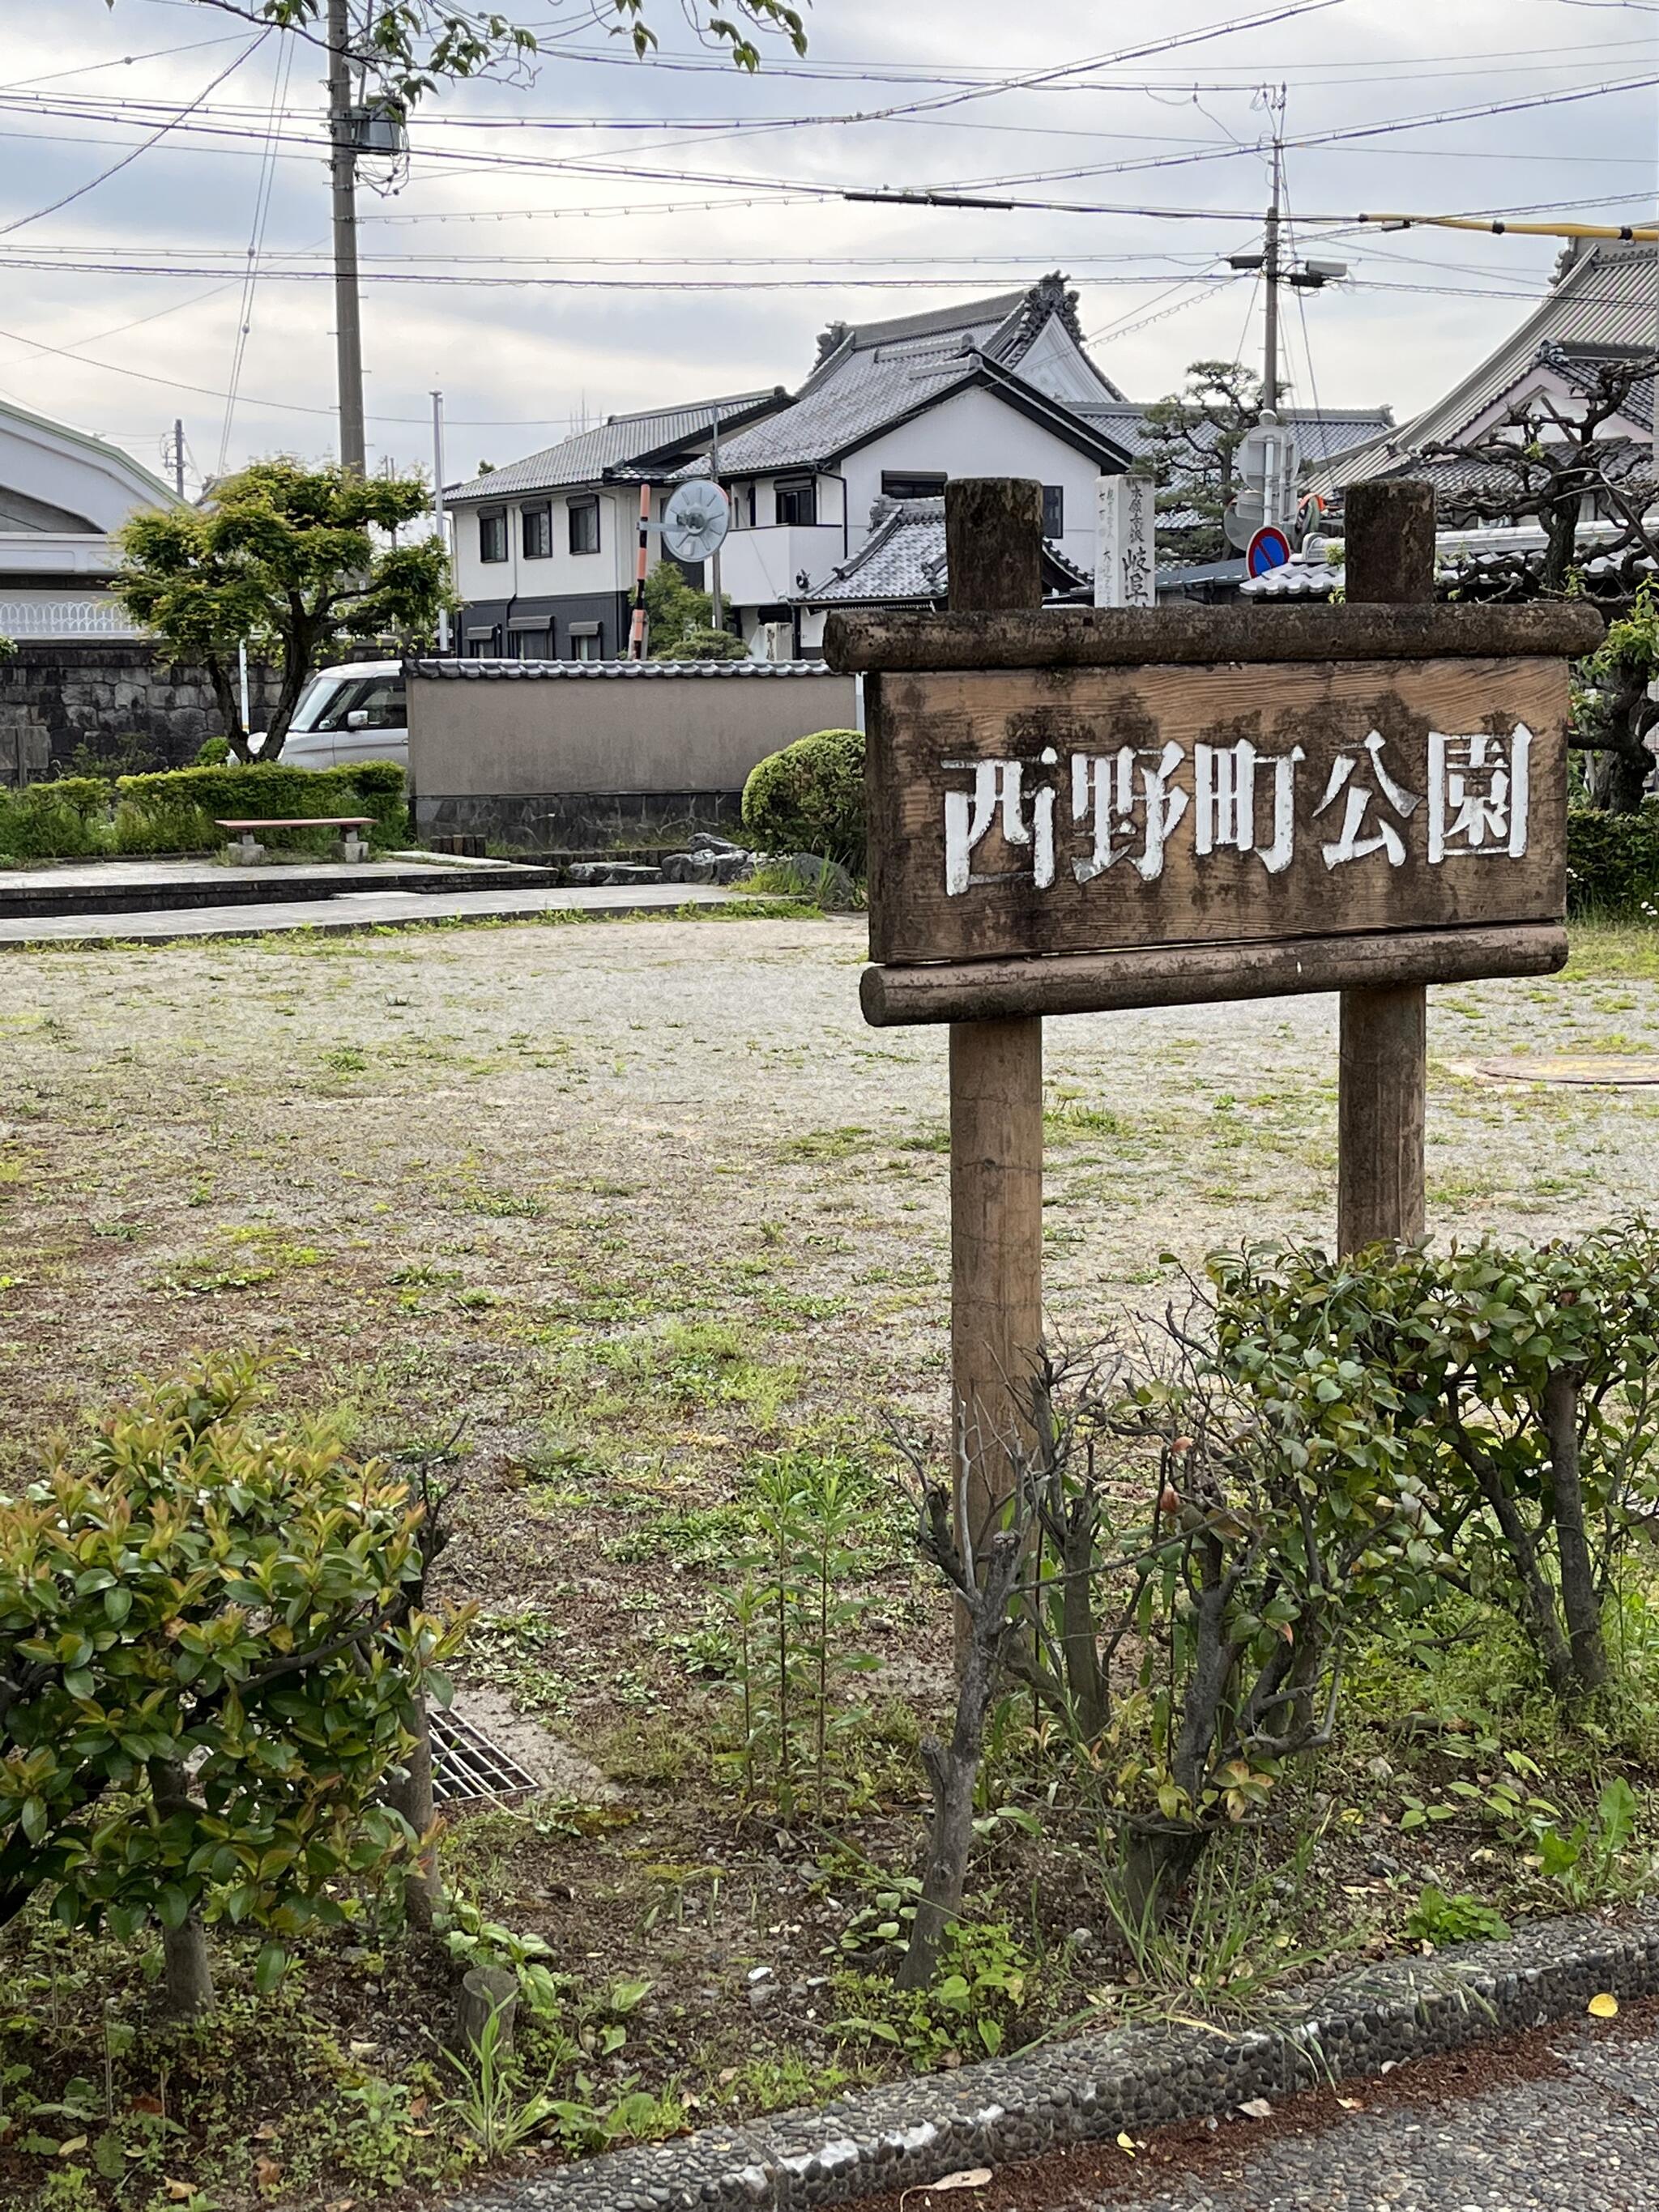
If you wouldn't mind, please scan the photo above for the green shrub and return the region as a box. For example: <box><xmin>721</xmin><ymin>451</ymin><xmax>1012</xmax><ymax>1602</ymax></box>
<box><xmin>0</xmin><ymin>778</ymin><xmax>109</xmax><ymax>861</ymax></box>
<box><xmin>1566</xmin><ymin>801</ymin><xmax>1659</xmax><ymax>914</ymax></box>
<box><xmin>194</xmin><ymin>734</ymin><xmax>233</xmax><ymax>765</ymax></box>
<box><xmin>113</xmin><ymin>760</ymin><xmax>407</xmax><ymax>853</ymax></box>
<box><xmin>0</xmin><ymin>1356</ymin><xmax>463</xmax><ymax>1995</ymax></box>
<box><xmin>742</xmin><ymin>727</ymin><xmax>865</xmax><ymax>870</ymax></box>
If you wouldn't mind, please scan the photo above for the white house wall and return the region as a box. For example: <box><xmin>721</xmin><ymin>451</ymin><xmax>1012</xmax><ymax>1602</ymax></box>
<box><xmin>838</xmin><ymin>386</ymin><xmax>1103</xmax><ymax>575</ymax></box>
<box><xmin>450</xmin><ymin>486</ymin><xmax>638</xmax><ymax>605</ymax></box>
<box><xmin>1007</xmin><ymin>318</ymin><xmax>1116</xmax><ymax>406</ymax></box>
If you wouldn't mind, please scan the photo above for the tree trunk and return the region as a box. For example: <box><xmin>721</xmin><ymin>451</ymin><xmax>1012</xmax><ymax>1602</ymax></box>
<box><xmin>1543</xmin><ymin>1370</ymin><xmax>1609</xmax><ymax>1692</ymax></box>
<box><xmin>204</xmin><ymin>655</ymin><xmax>249</xmax><ymax>760</ymax></box>
<box><xmin>154</xmin><ymin>1762</ymin><xmax>215</xmax><ymax>2016</ymax></box>
<box><xmin>898</xmin><ymin>1534</ymin><xmax>1019</xmax><ymax>1993</ymax></box>
<box><xmin>161</xmin><ymin>1916</ymin><xmax>215</xmax><ymax>2018</ymax></box>
<box><xmin>386</xmin><ymin>1692</ymin><xmax>439</xmax><ymax>1933</ymax></box>
<box><xmin>1473</xmin><ymin>1456</ymin><xmax>1573</xmax><ymax>1693</ymax></box>
<box><xmin>1586</xmin><ymin>741</ymin><xmax>1654</xmax><ymax>816</ymax></box>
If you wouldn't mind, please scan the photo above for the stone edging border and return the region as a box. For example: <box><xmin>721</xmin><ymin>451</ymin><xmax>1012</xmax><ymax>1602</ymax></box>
<box><xmin>450</xmin><ymin>1906</ymin><xmax>1659</xmax><ymax>2212</ymax></box>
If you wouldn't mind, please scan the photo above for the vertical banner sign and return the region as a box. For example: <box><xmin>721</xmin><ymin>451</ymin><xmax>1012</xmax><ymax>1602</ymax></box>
<box><xmin>823</xmin><ymin>601</ymin><xmax>1603</xmax><ymax>1027</ymax></box>
<box><xmin>1093</xmin><ymin>471</ymin><xmax>1156</xmax><ymax>610</ymax></box>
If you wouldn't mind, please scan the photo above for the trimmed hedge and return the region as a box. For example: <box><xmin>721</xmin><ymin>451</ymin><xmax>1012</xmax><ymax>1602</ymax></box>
<box><xmin>741</xmin><ymin>727</ymin><xmax>865</xmax><ymax>871</ymax></box>
<box><xmin>0</xmin><ymin>778</ymin><xmax>108</xmax><ymax>861</ymax></box>
<box><xmin>0</xmin><ymin>761</ymin><xmax>407</xmax><ymax>862</ymax></box>
<box><xmin>1567</xmin><ymin>801</ymin><xmax>1659</xmax><ymax>914</ymax></box>
<box><xmin>112</xmin><ymin>761</ymin><xmax>407</xmax><ymax>856</ymax></box>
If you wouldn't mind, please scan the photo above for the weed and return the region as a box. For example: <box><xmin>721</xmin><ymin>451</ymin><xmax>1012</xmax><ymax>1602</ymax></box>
<box><xmin>1405</xmin><ymin>1887</ymin><xmax>1512</xmax><ymax>1947</ymax></box>
<box><xmin>1099</xmin><ymin>1824</ymin><xmax>1329</xmax><ymax>2019</ymax></box>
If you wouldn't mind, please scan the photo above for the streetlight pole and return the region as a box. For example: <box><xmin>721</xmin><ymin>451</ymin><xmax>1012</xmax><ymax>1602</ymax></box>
<box><xmin>432</xmin><ymin>390</ymin><xmax>450</xmax><ymax>654</ymax></box>
<box><xmin>708</xmin><ymin>411</ymin><xmax>723</xmax><ymax>633</ymax></box>
<box><xmin>327</xmin><ymin>0</ymin><xmax>366</xmax><ymax>472</ymax></box>
<box><xmin>1261</xmin><ymin>86</ymin><xmax>1285</xmax><ymax>414</ymax></box>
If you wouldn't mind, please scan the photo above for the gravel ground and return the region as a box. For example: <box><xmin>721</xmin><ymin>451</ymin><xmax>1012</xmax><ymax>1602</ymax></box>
<box><xmin>1014</xmin><ymin>2008</ymin><xmax>1659</xmax><ymax>2210</ymax></box>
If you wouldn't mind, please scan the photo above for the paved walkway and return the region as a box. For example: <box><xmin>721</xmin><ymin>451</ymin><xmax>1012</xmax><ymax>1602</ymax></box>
<box><xmin>1010</xmin><ymin>2010</ymin><xmax>1659</xmax><ymax>2211</ymax></box>
<box><xmin>0</xmin><ymin>851</ymin><xmax>514</xmax><ymax>895</ymax></box>
<box><xmin>0</xmin><ymin>880</ymin><xmax>732</xmax><ymax>944</ymax></box>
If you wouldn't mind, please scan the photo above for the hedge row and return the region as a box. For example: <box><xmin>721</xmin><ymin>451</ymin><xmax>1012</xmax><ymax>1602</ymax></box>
<box><xmin>1566</xmin><ymin>802</ymin><xmax>1659</xmax><ymax>915</ymax></box>
<box><xmin>0</xmin><ymin>761</ymin><xmax>406</xmax><ymax>862</ymax></box>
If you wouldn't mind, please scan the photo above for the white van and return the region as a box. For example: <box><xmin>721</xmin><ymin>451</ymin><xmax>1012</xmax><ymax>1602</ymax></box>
<box><xmin>262</xmin><ymin>661</ymin><xmax>407</xmax><ymax>771</ymax></box>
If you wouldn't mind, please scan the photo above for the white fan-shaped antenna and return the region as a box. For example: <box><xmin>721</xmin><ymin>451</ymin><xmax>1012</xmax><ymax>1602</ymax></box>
<box><xmin>662</xmin><ymin>480</ymin><xmax>731</xmax><ymax>563</ymax></box>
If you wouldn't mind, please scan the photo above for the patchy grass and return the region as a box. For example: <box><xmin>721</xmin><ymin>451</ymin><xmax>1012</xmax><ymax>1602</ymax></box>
<box><xmin>1</xmin><ymin>910</ymin><xmax>1658</xmax><ymax>2206</ymax></box>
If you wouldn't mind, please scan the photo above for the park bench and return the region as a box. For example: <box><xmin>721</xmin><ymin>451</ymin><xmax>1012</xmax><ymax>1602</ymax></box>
<box><xmin>215</xmin><ymin>816</ymin><xmax>376</xmax><ymax>867</ymax></box>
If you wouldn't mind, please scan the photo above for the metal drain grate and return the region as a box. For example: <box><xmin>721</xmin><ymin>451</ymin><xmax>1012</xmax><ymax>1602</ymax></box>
<box><xmin>429</xmin><ymin>1705</ymin><xmax>539</xmax><ymax>1807</ymax></box>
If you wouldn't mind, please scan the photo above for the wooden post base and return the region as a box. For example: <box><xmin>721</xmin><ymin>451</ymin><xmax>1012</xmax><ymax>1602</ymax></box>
<box><xmin>949</xmin><ymin>1016</ymin><xmax>1044</xmax><ymax>1556</ymax></box>
<box><xmin>1337</xmin><ymin>983</ymin><xmax>1427</xmax><ymax>1251</ymax></box>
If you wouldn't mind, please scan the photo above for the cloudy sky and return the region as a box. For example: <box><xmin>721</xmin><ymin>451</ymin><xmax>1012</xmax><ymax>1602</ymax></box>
<box><xmin>1</xmin><ymin>0</ymin><xmax>1657</xmax><ymax>491</ymax></box>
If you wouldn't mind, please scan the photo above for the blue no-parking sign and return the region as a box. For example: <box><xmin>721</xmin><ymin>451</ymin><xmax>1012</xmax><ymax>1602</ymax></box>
<box><xmin>1247</xmin><ymin>525</ymin><xmax>1292</xmax><ymax>577</ymax></box>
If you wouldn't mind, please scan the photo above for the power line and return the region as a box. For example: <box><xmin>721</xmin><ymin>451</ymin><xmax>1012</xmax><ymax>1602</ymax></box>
<box><xmin>0</xmin><ymin>36</ymin><xmax>268</xmax><ymax>239</ymax></box>
<box><xmin>218</xmin><ymin>32</ymin><xmax>293</xmax><ymax>472</ymax></box>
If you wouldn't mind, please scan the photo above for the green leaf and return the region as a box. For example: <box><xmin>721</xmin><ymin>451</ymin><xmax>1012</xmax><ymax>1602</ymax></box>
<box><xmin>254</xmin><ymin>1941</ymin><xmax>288</xmax><ymax>1994</ymax></box>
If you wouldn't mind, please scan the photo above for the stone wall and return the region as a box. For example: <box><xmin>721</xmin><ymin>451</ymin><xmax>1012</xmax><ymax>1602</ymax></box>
<box><xmin>0</xmin><ymin>643</ymin><xmax>283</xmax><ymax>784</ymax></box>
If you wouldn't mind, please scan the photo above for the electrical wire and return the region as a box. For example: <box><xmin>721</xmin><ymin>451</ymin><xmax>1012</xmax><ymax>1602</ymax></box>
<box><xmin>0</xmin><ymin>36</ymin><xmax>268</xmax><ymax>239</ymax></box>
<box><xmin>217</xmin><ymin>32</ymin><xmax>292</xmax><ymax>471</ymax></box>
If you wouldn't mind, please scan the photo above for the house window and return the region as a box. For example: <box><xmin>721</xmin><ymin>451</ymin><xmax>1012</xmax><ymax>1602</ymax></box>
<box><xmin>507</xmin><ymin>625</ymin><xmax>552</xmax><ymax>660</ymax></box>
<box><xmin>729</xmin><ymin>483</ymin><xmax>756</xmax><ymax>531</ymax></box>
<box><xmin>569</xmin><ymin>622</ymin><xmax>601</xmax><ymax>660</ymax></box>
<box><xmin>465</xmin><ymin>625</ymin><xmax>500</xmax><ymax>657</ymax></box>
<box><xmin>568</xmin><ymin>497</ymin><xmax>600</xmax><ymax>554</ymax></box>
<box><xmin>881</xmin><ymin>471</ymin><xmax>947</xmax><ymax>501</ymax></box>
<box><xmin>522</xmin><ymin>503</ymin><xmax>552</xmax><ymax>560</ymax></box>
<box><xmin>478</xmin><ymin>509</ymin><xmax>508</xmax><ymax>563</ymax></box>
<box><xmin>774</xmin><ymin>475</ymin><xmax>817</xmax><ymax>527</ymax></box>
<box><xmin>1042</xmin><ymin>485</ymin><xmax>1064</xmax><ymax>537</ymax></box>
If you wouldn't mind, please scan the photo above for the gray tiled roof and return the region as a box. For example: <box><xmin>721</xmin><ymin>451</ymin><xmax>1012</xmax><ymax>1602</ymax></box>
<box><xmin>703</xmin><ymin>281</ymin><xmax>1126</xmax><ymax>476</ymax></box>
<box><xmin>1069</xmin><ymin>402</ymin><xmax>1395</xmax><ymax>469</ymax></box>
<box><xmin>799</xmin><ymin>496</ymin><xmax>1089</xmax><ymax>606</ymax></box>
<box><xmin>445</xmin><ymin>391</ymin><xmax>778</xmax><ymax>504</ymax></box>
<box><xmin>1305</xmin><ymin>242</ymin><xmax>1659</xmax><ymax>494</ymax></box>
<box><xmin>407</xmin><ymin>656</ymin><xmax>830</xmax><ymax>678</ymax></box>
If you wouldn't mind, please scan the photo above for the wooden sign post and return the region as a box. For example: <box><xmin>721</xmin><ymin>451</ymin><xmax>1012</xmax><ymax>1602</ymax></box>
<box><xmin>825</xmin><ymin>478</ymin><xmax>1603</xmax><ymax>1544</ymax></box>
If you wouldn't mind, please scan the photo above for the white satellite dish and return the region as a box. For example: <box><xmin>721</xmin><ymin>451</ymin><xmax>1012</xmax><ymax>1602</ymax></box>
<box><xmin>662</xmin><ymin>480</ymin><xmax>730</xmax><ymax>563</ymax></box>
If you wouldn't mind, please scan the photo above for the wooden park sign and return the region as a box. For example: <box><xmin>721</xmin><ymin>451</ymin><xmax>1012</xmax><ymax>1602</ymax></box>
<box><xmin>822</xmin><ymin>478</ymin><xmax>1604</xmax><ymax>1541</ymax></box>
<box><xmin>834</xmin><ymin>598</ymin><xmax>1597</xmax><ymax>1022</ymax></box>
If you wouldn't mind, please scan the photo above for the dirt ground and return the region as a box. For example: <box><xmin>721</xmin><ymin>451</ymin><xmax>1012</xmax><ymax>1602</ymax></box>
<box><xmin>2</xmin><ymin>910</ymin><xmax>1658</xmax><ymax>2204</ymax></box>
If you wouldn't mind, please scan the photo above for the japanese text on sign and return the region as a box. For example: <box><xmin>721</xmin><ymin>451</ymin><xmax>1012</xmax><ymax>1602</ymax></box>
<box><xmin>942</xmin><ymin>724</ymin><xmax>1532</xmax><ymax>895</ymax></box>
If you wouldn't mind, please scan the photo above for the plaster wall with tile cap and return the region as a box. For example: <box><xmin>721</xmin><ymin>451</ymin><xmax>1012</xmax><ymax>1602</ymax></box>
<box><xmin>404</xmin><ymin>657</ymin><xmax>858</xmax><ymax>847</ymax></box>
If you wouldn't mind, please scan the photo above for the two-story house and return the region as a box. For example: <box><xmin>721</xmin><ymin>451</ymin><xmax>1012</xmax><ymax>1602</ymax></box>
<box><xmin>664</xmin><ymin>275</ymin><xmax>1136</xmax><ymax>654</ymax></box>
<box><xmin>445</xmin><ymin>275</ymin><xmax>1134</xmax><ymax>658</ymax></box>
<box><xmin>442</xmin><ymin>388</ymin><xmax>787</xmax><ymax>659</ymax></box>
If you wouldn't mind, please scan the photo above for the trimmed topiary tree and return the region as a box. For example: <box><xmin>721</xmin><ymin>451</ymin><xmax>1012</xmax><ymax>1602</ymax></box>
<box><xmin>0</xmin><ymin>1357</ymin><xmax>466</xmax><ymax>2014</ymax></box>
<box><xmin>741</xmin><ymin>727</ymin><xmax>865</xmax><ymax>871</ymax></box>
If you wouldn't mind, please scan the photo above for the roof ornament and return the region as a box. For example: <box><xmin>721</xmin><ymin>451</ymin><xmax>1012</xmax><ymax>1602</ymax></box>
<box><xmin>813</xmin><ymin>319</ymin><xmax>852</xmax><ymax>368</ymax></box>
<box><xmin>1010</xmin><ymin>271</ymin><xmax>1085</xmax><ymax>352</ymax></box>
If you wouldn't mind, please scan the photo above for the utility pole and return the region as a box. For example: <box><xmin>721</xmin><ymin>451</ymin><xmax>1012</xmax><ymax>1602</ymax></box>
<box><xmin>432</xmin><ymin>389</ymin><xmax>450</xmax><ymax>654</ymax></box>
<box><xmin>171</xmin><ymin>418</ymin><xmax>186</xmax><ymax>501</ymax></box>
<box><xmin>327</xmin><ymin>0</ymin><xmax>366</xmax><ymax>472</ymax></box>
<box><xmin>1261</xmin><ymin>84</ymin><xmax>1286</xmax><ymax>413</ymax></box>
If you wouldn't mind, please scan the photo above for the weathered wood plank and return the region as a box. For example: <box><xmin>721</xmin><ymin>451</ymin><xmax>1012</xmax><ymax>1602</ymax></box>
<box><xmin>859</xmin><ymin>921</ymin><xmax>1567</xmax><ymax>1025</ymax></box>
<box><xmin>825</xmin><ymin>601</ymin><xmax>1604</xmax><ymax>672</ymax></box>
<box><xmin>867</xmin><ymin>655</ymin><xmax>1568</xmax><ymax>966</ymax></box>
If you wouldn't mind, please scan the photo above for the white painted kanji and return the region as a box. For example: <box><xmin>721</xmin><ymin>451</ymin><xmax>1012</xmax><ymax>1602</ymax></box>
<box><xmin>1193</xmin><ymin>739</ymin><xmax>1306</xmax><ymax>875</ymax></box>
<box><xmin>943</xmin><ymin>751</ymin><xmax>1057</xmax><ymax>895</ymax></box>
<box><xmin>1071</xmin><ymin>740</ymin><xmax>1189</xmax><ymax>884</ymax></box>
<box><xmin>1427</xmin><ymin>724</ymin><xmax>1532</xmax><ymax>860</ymax></box>
<box><xmin>1315</xmin><ymin>731</ymin><xmax>1422</xmax><ymax>868</ymax></box>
